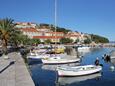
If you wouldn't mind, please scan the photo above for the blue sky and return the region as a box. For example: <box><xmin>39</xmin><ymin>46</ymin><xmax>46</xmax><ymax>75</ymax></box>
<box><xmin>0</xmin><ymin>0</ymin><xmax>115</xmax><ymax>41</ymax></box>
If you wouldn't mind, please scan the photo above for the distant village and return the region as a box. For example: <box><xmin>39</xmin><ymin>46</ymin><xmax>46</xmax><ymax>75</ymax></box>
<box><xmin>15</xmin><ymin>22</ymin><xmax>91</xmax><ymax>44</ymax></box>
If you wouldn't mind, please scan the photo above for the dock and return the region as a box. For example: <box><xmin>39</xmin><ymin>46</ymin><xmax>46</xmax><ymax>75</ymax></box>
<box><xmin>0</xmin><ymin>52</ymin><xmax>35</xmax><ymax>86</ymax></box>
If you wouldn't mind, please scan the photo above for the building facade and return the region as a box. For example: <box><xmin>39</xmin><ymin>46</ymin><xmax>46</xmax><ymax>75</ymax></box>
<box><xmin>33</xmin><ymin>32</ymin><xmax>64</xmax><ymax>43</ymax></box>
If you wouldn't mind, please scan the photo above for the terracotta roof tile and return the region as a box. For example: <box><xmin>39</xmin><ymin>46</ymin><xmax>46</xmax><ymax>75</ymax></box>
<box><xmin>46</xmin><ymin>32</ymin><xmax>64</xmax><ymax>34</ymax></box>
<box><xmin>33</xmin><ymin>36</ymin><xmax>64</xmax><ymax>39</ymax></box>
<box><xmin>21</xmin><ymin>28</ymin><xmax>38</xmax><ymax>32</ymax></box>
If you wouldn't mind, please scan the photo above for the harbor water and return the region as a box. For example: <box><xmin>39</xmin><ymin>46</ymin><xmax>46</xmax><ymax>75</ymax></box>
<box><xmin>29</xmin><ymin>47</ymin><xmax>115</xmax><ymax>86</ymax></box>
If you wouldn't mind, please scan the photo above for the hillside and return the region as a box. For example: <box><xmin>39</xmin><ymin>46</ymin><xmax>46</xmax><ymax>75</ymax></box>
<box><xmin>37</xmin><ymin>23</ymin><xmax>71</xmax><ymax>34</ymax></box>
<box><xmin>37</xmin><ymin>23</ymin><xmax>109</xmax><ymax>43</ymax></box>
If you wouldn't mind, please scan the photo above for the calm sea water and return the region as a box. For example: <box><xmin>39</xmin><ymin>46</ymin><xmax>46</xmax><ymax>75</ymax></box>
<box><xmin>29</xmin><ymin>48</ymin><xmax>115</xmax><ymax>86</ymax></box>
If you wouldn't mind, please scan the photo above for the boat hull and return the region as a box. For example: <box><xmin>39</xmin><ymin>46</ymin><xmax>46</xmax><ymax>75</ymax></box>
<box><xmin>42</xmin><ymin>58</ymin><xmax>80</xmax><ymax>64</ymax></box>
<box><xmin>27</xmin><ymin>54</ymin><xmax>50</xmax><ymax>60</ymax></box>
<box><xmin>57</xmin><ymin>65</ymin><xmax>102</xmax><ymax>77</ymax></box>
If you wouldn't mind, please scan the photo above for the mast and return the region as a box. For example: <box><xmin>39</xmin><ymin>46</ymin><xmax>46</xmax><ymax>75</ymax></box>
<box><xmin>54</xmin><ymin>0</ymin><xmax>58</xmax><ymax>85</ymax></box>
<box><xmin>54</xmin><ymin>0</ymin><xmax>57</xmax><ymax>46</ymax></box>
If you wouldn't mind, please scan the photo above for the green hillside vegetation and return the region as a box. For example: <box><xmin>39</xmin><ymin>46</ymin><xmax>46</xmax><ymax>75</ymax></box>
<box><xmin>91</xmin><ymin>34</ymin><xmax>109</xmax><ymax>43</ymax></box>
<box><xmin>37</xmin><ymin>23</ymin><xmax>71</xmax><ymax>34</ymax></box>
<box><xmin>55</xmin><ymin>27</ymin><xmax>71</xmax><ymax>34</ymax></box>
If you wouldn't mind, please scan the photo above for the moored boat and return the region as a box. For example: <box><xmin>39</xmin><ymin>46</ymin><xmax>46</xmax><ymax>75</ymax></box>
<box><xmin>42</xmin><ymin>56</ymin><xmax>80</xmax><ymax>64</ymax></box>
<box><xmin>27</xmin><ymin>54</ymin><xmax>50</xmax><ymax>60</ymax></box>
<box><xmin>57</xmin><ymin>65</ymin><xmax>102</xmax><ymax>77</ymax></box>
<box><xmin>78</xmin><ymin>46</ymin><xmax>91</xmax><ymax>52</ymax></box>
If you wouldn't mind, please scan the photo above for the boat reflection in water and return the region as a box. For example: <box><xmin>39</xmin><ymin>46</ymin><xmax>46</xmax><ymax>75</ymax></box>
<box><xmin>58</xmin><ymin>73</ymin><xmax>101</xmax><ymax>85</ymax></box>
<box><xmin>42</xmin><ymin>62</ymin><xmax>80</xmax><ymax>71</ymax></box>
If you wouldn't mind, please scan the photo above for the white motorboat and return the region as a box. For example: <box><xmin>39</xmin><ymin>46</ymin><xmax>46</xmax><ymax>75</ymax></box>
<box><xmin>42</xmin><ymin>56</ymin><xmax>80</xmax><ymax>64</ymax></box>
<box><xmin>27</xmin><ymin>49</ymin><xmax>50</xmax><ymax>59</ymax></box>
<box><xmin>57</xmin><ymin>65</ymin><xmax>102</xmax><ymax>76</ymax></box>
<box><xmin>27</xmin><ymin>54</ymin><xmax>50</xmax><ymax>60</ymax></box>
<box><xmin>58</xmin><ymin>73</ymin><xmax>101</xmax><ymax>85</ymax></box>
<box><xmin>78</xmin><ymin>46</ymin><xmax>91</xmax><ymax>52</ymax></box>
<box><xmin>27</xmin><ymin>51</ymin><xmax>67</xmax><ymax>60</ymax></box>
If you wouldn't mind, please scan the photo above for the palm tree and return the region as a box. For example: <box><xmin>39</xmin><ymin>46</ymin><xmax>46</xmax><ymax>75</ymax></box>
<box><xmin>44</xmin><ymin>39</ymin><xmax>51</xmax><ymax>44</ymax></box>
<box><xmin>10</xmin><ymin>28</ymin><xmax>23</xmax><ymax>44</ymax></box>
<box><xmin>0</xmin><ymin>18</ymin><xmax>15</xmax><ymax>56</ymax></box>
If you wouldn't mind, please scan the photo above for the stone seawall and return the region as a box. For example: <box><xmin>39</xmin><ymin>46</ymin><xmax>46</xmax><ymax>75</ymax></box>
<box><xmin>0</xmin><ymin>52</ymin><xmax>35</xmax><ymax>86</ymax></box>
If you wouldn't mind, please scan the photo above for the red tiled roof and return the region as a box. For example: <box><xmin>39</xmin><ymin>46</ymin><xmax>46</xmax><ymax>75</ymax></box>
<box><xmin>46</xmin><ymin>32</ymin><xmax>64</xmax><ymax>34</ymax></box>
<box><xmin>20</xmin><ymin>28</ymin><xmax>38</xmax><ymax>32</ymax></box>
<box><xmin>33</xmin><ymin>36</ymin><xmax>64</xmax><ymax>39</ymax></box>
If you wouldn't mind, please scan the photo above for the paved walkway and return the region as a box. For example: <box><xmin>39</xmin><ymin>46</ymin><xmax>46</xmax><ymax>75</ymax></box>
<box><xmin>0</xmin><ymin>52</ymin><xmax>35</xmax><ymax>86</ymax></box>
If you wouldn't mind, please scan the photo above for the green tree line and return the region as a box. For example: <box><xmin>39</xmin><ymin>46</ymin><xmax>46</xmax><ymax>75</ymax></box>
<box><xmin>90</xmin><ymin>34</ymin><xmax>109</xmax><ymax>43</ymax></box>
<box><xmin>36</xmin><ymin>23</ymin><xmax>71</xmax><ymax>34</ymax></box>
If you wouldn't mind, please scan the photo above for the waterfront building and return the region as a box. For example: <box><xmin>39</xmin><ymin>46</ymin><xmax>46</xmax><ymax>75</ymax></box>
<box><xmin>15</xmin><ymin>22</ymin><xmax>36</xmax><ymax>28</ymax></box>
<box><xmin>36</xmin><ymin>24</ymin><xmax>52</xmax><ymax>32</ymax></box>
<box><xmin>65</xmin><ymin>32</ymin><xmax>81</xmax><ymax>42</ymax></box>
<box><xmin>20</xmin><ymin>28</ymin><xmax>40</xmax><ymax>38</ymax></box>
<box><xmin>33</xmin><ymin>32</ymin><xmax>64</xmax><ymax>43</ymax></box>
<box><xmin>17</xmin><ymin>22</ymin><xmax>90</xmax><ymax>44</ymax></box>
<box><xmin>19</xmin><ymin>25</ymin><xmax>64</xmax><ymax>43</ymax></box>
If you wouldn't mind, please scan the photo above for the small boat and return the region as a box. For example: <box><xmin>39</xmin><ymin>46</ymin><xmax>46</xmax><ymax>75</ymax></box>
<box><xmin>58</xmin><ymin>73</ymin><xmax>101</xmax><ymax>85</ymax></box>
<box><xmin>28</xmin><ymin>50</ymin><xmax>67</xmax><ymax>60</ymax></box>
<box><xmin>27</xmin><ymin>45</ymin><xmax>66</xmax><ymax>60</ymax></box>
<box><xmin>78</xmin><ymin>46</ymin><xmax>91</xmax><ymax>52</ymax></box>
<box><xmin>42</xmin><ymin>56</ymin><xmax>80</xmax><ymax>64</ymax></box>
<box><xmin>57</xmin><ymin>65</ymin><xmax>102</xmax><ymax>77</ymax></box>
<box><xmin>27</xmin><ymin>54</ymin><xmax>50</xmax><ymax>60</ymax></box>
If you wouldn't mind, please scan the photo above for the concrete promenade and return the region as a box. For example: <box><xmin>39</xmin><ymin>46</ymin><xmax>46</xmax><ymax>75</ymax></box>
<box><xmin>0</xmin><ymin>52</ymin><xmax>35</xmax><ymax>86</ymax></box>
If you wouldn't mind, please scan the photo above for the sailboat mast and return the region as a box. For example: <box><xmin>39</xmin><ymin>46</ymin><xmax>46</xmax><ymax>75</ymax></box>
<box><xmin>54</xmin><ymin>1</ymin><xmax>58</xmax><ymax>85</ymax></box>
<box><xmin>54</xmin><ymin>0</ymin><xmax>57</xmax><ymax>45</ymax></box>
